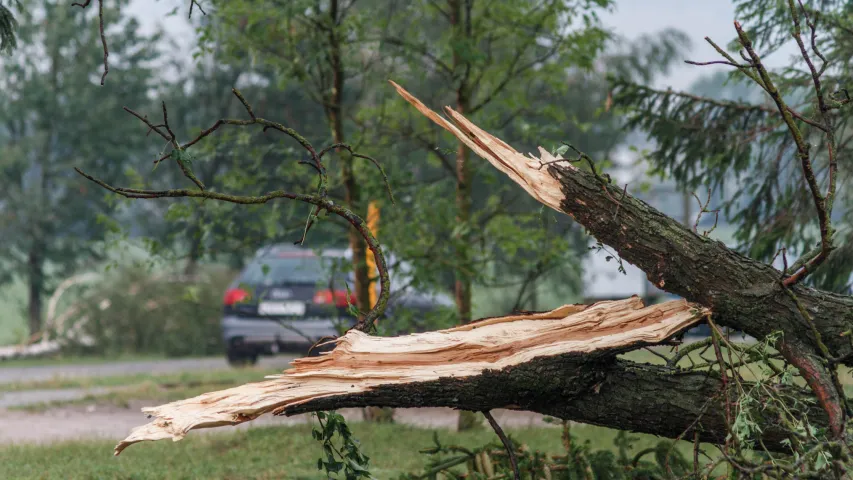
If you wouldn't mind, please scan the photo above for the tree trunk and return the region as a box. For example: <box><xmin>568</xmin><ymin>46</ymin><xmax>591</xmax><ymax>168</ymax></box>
<box><xmin>184</xmin><ymin>220</ymin><xmax>202</xmax><ymax>276</ymax></box>
<box><xmin>117</xmin><ymin>298</ymin><xmax>772</xmax><ymax>455</ymax></box>
<box><xmin>112</xmin><ymin>85</ymin><xmax>853</xmax><ymax>458</ymax></box>
<box><xmin>393</xmin><ymin>86</ymin><xmax>853</xmax><ymax>436</ymax></box>
<box><xmin>27</xmin><ymin>245</ymin><xmax>44</xmax><ymax>337</ymax></box>
<box><xmin>449</xmin><ymin>0</ymin><xmax>478</xmax><ymax>431</ymax></box>
<box><xmin>326</xmin><ymin>0</ymin><xmax>386</xmax><ymax>423</ymax></box>
<box><xmin>326</xmin><ymin>0</ymin><xmax>371</xmax><ymax>319</ymax></box>
<box><xmin>27</xmin><ymin>10</ymin><xmax>60</xmax><ymax>339</ymax></box>
<box><xmin>449</xmin><ymin>0</ymin><xmax>473</xmax><ymax>326</ymax></box>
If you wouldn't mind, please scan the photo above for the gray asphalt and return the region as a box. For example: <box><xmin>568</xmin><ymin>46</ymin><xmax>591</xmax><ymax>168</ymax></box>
<box><xmin>0</xmin><ymin>355</ymin><xmax>297</xmax><ymax>385</ymax></box>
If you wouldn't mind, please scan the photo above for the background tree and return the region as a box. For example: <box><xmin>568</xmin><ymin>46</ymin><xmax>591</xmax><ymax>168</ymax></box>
<box><xmin>129</xmin><ymin>45</ymin><xmax>341</xmax><ymax>273</ymax></box>
<box><xmin>611</xmin><ymin>0</ymin><xmax>853</xmax><ymax>294</ymax></box>
<box><xmin>196</xmin><ymin>0</ymin><xmax>395</xmax><ymax>318</ymax></box>
<box><xmin>369</xmin><ymin>0</ymin><xmax>610</xmax><ymax>326</ymax></box>
<box><xmin>0</xmin><ymin>0</ymin><xmax>160</xmax><ymax>335</ymax></box>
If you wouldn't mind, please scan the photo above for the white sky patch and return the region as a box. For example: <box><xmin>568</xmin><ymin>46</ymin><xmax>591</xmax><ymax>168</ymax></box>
<box><xmin>128</xmin><ymin>0</ymin><xmax>802</xmax><ymax>91</ymax></box>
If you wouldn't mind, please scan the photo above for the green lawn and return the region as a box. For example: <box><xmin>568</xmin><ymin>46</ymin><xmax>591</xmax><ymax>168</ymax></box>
<box><xmin>7</xmin><ymin>367</ymin><xmax>281</xmax><ymax>412</ymax></box>
<box><xmin>0</xmin><ymin>421</ymin><xmax>705</xmax><ymax>479</ymax></box>
<box><xmin>0</xmin><ymin>352</ymin><xmax>173</xmax><ymax>369</ymax></box>
<box><xmin>0</xmin><ymin>364</ymin><xmax>268</xmax><ymax>393</ymax></box>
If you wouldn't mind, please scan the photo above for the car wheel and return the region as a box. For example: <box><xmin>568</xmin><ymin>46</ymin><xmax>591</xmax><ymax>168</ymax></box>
<box><xmin>227</xmin><ymin>349</ymin><xmax>258</xmax><ymax>367</ymax></box>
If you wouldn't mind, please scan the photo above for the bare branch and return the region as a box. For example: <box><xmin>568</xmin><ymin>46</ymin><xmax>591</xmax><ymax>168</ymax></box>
<box><xmin>77</xmin><ymin>90</ymin><xmax>394</xmax><ymax>332</ymax></box>
<box><xmin>317</xmin><ymin>143</ymin><xmax>395</xmax><ymax>204</ymax></box>
<box><xmin>482</xmin><ymin>411</ymin><xmax>520</xmax><ymax>480</ymax></box>
<box><xmin>188</xmin><ymin>0</ymin><xmax>206</xmax><ymax>19</ymax></box>
<box><xmin>72</xmin><ymin>0</ymin><xmax>108</xmax><ymax>85</ymax></box>
<box><xmin>732</xmin><ymin>21</ymin><xmax>835</xmax><ymax>286</ymax></box>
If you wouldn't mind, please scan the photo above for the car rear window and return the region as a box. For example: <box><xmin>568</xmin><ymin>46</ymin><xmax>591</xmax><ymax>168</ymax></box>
<box><xmin>240</xmin><ymin>256</ymin><xmax>349</xmax><ymax>286</ymax></box>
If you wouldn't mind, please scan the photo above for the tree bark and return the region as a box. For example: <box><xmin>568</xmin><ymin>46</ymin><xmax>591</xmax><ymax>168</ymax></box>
<box><xmin>389</xmin><ymin>85</ymin><xmax>853</xmax><ymax>436</ymax></box>
<box><xmin>27</xmin><ymin>245</ymin><xmax>44</xmax><ymax>336</ymax></box>
<box><xmin>326</xmin><ymin>0</ymin><xmax>371</xmax><ymax>319</ymax></box>
<box><xmin>112</xmin><ymin>85</ymin><xmax>852</xmax><ymax>458</ymax></box>
<box><xmin>450</xmin><ymin>0</ymin><xmax>473</xmax><ymax>326</ymax></box>
<box><xmin>116</xmin><ymin>298</ymin><xmax>744</xmax><ymax>454</ymax></box>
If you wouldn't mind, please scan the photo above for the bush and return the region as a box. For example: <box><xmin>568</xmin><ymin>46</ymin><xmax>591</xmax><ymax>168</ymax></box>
<box><xmin>72</xmin><ymin>265</ymin><xmax>235</xmax><ymax>357</ymax></box>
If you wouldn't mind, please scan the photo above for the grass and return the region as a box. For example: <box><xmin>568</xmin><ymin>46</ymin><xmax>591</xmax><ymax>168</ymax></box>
<box><xmin>0</xmin><ymin>352</ymin><xmax>173</xmax><ymax>369</ymax></box>
<box><xmin>0</xmin><ymin>363</ymin><xmax>271</xmax><ymax>392</ymax></box>
<box><xmin>10</xmin><ymin>381</ymin><xmax>239</xmax><ymax>412</ymax></box>
<box><xmin>0</xmin><ymin>421</ymin><xmax>704</xmax><ymax>479</ymax></box>
<box><xmin>5</xmin><ymin>366</ymin><xmax>281</xmax><ymax>412</ymax></box>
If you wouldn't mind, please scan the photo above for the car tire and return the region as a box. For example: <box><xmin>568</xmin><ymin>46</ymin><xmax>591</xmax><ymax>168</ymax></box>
<box><xmin>227</xmin><ymin>349</ymin><xmax>258</xmax><ymax>367</ymax></box>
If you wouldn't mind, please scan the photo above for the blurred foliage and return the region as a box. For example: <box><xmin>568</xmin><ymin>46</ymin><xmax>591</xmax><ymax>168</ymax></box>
<box><xmin>0</xmin><ymin>0</ymin><xmax>162</xmax><ymax>334</ymax></box>
<box><xmin>70</xmin><ymin>265</ymin><xmax>233</xmax><ymax>357</ymax></box>
<box><xmin>124</xmin><ymin>48</ymin><xmax>333</xmax><ymax>272</ymax></box>
<box><xmin>0</xmin><ymin>0</ymin><xmax>18</xmax><ymax>53</ymax></box>
<box><xmin>609</xmin><ymin>0</ymin><xmax>853</xmax><ymax>293</ymax></box>
<box><xmin>146</xmin><ymin>0</ymin><xmax>694</xmax><ymax>329</ymax></box>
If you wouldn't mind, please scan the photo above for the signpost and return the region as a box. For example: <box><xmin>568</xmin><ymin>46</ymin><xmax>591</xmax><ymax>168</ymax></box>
<box><xmin>365</xmin><ymin>201</ymin><xmax>380</xmax><ymax>310</ymax></box>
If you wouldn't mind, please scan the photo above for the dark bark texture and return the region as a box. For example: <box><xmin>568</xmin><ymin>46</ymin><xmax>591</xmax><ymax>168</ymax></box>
<box><xmin>547</xmin><ymin>163</ymin><xmax>853</xmax><ymax>434</ymax></box>
<box><xmin>283</xmin><ymin>354</ymin><xmax>822</xmax><ymax>453</ymax></box>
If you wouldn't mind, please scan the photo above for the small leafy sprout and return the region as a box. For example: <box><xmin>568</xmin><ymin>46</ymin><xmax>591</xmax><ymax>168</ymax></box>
<box><xmin>311</xmin><ymin>411</ymin><xmax>373</xmax><ymax>479</ymax></box>
<box><xmin>344</xmin><ymin>282</ymin><xmax>361</xmax><ymax>319</ymax></box>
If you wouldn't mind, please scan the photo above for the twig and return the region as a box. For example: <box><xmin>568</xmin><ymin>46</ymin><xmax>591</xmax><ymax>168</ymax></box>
<box><xmin>667</xmin><ymin>337</ymin><xmax>713</xmax><ymax>368</ymax></box>
<box><xmin>732</xmin><ymin>21</ymin><xmax>835</xmax><ymax>287</ymax></box>
<box><xmin>643</xmin><ymin>347</ymin><xmax>671</xmax><ymax>363</ymax></box>
<box><xmin>690</xmin><ymin>187</ymin><xmax>720</xmax><ymax>236</ymax></box>
<box><xmin>664</xmin><ymin>394</ymin><xmax>718</xmax><ymax>476</ymax></box>
<box><xmin>482</xmin><ymin>411</ymin><xmax>520</xmax><ymax>480</ymax></box>
<box><xmin>708</xmin><ymin>318</ymin><xmax>733</xmax><ymax>451</ymax></box>
<box><xmin>693</xmin><ymin>430</ymin><xmax>701</xmax><ymax>477</ymax></box>
<box><xmin>188</xmin><ymin>0</ymin><xmax>206</xmax><ymax>19</ymax></box>
<box><xmin>75</xmin><ymin>90</ymin><xmax>394</xmax><ymax>333</ymax></box>
<box><xmin>684</xmin><ymin>59</ymin><xmax>744</xmax><ymax>68</ymax></box>
<box><xmin>318</xmin><ymin>143</ymin><xmax>395</xmax><ymax>204</ymax></box>
<box><xmin>72</xmin><ymin>0</ymin><xmax>109</xmax><ymax>85</ymax></box>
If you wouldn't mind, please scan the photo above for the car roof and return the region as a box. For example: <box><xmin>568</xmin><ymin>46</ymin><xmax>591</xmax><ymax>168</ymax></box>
<box><xmin>255</xmin><ymin>244</ymin><xmax>348</xmax><ymax>259</ymax></box>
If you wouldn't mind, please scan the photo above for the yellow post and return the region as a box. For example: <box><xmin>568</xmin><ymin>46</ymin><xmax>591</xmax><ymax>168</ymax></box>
<box><xmin>366</xmin><ymin>201</ymin><xmax>380</xmax><ymax>309</ymax></box>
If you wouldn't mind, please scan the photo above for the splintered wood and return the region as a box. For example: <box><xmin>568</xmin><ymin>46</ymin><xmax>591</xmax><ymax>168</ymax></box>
<box><xmin>389</xmin><ymin>80</ymin><xmax>571</xmax><ymax>216</ymax></box>
<box><xmin>115</xmin><ymin>297</ymin><xmax>705</xmax><ymax>455</ymax></box>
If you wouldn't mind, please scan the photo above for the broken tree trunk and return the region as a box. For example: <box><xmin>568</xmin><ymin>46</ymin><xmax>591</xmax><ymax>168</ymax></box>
<box><xmin>389</xmin><ymin>82</ymin><xmax>852</xmax><ymax>436</ymax></box>
<box><xmin>118</xmin><ymin>298</ymin><xmax>709</xmax><ymax>454</ymax></box>
<box><xmin>115</xmin><ymin>84</ymin><xmax>847</xmax><ymax>455</ymax></box>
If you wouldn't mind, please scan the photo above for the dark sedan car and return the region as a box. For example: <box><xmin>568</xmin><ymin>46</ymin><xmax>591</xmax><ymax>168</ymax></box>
<box><xmin>221</xmin><ymin>244</ymin><xmax>452</xmax><ymax>365</ymax></box>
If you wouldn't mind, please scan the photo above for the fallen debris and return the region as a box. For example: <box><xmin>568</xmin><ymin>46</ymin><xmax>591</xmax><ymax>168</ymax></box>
<box><xmin>116</xmin><ymin>297</ymin><xmax>705</xmax><ymax>454</ymax></box>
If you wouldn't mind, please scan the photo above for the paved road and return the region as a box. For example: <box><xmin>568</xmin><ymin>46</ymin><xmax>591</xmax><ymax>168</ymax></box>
<box><xmin>0</xmin><ymin>355</ymin><xmax>297</xmax><ymax>385</ymax></box>
<box><xmin>0</xmin><ymin>403</ymin><xmax>548</xmax><ymax>445</ymax></box>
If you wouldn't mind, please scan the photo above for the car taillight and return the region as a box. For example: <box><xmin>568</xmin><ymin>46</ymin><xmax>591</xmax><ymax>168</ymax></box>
<box><xmin>223</xmin><ymin>288</ymin><xmax>250</xmax><ymax>306</ymax></box>
<box><xmin>313</xmin><ymin>289</ymin><xmax>357</xmax><ymax>308</ymax></box>
<box><xmin>313</xmin><ymin>290</ymin><xmax>334</xmax><ymax>305</ymax></box>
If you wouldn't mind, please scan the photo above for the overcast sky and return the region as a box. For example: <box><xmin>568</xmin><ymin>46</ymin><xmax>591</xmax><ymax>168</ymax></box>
<box><xmin>131</xmin><ymin>0</ymin><xmax>799</xmax><ymax>91</ymax></box>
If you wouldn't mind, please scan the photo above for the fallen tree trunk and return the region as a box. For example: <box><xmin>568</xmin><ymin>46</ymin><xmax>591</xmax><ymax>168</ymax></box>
<box><xmin>118</xmin><ymin>298</ymin><xmax>714</xmax><ymax>454</ymax></box>
<box><xmin>115</xmin><ymin>84</ymin><xmax>846</xmax><ymax>457</ymax></box>
<box><xmin>116</xmin><ymin>298</ymin><xmax>827</xmax><ymax>456</ymax></box>
<box><xmin>388</xmin><ymin>82</ymin><xmax>852</xmax><ymax>435</ymax></box>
